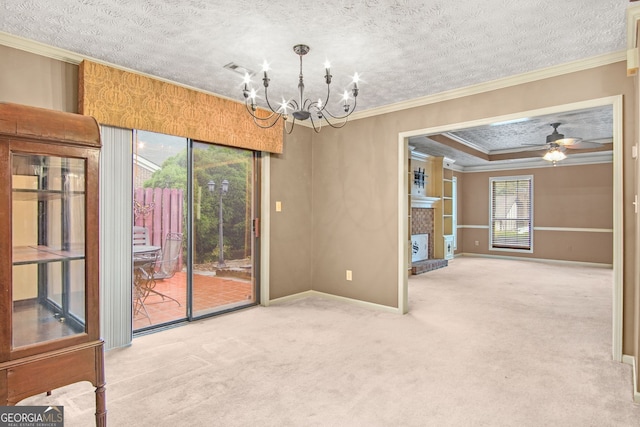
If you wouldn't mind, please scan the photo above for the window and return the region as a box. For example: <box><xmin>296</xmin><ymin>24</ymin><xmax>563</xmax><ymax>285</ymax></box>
<box><xmin>489</xmin><ymin>176</ymin><xmax>533</xmax><ymax>251</ymax></box>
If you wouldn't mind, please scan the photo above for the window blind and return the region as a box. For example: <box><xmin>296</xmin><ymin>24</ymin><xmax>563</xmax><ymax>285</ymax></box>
<box><xmin>99</xmin><ymin>125</ymin><xmax>133</xmax><ymax>349</ymax></box>
<box><xmin>490</xmin><ymin>176</ymin><xmax>532</xmax><ymax>250</ymax></box>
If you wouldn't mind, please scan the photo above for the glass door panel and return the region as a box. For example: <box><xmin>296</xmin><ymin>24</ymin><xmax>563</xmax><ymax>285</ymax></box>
<box><xmin>11</xmin><ymin>154</ymin><xmax>86</xmax><ymax>348</ymax></box>
<box><xmin>192</xmin><ymin>142</ymin><xmax>255</xmax><ymax>317</ymax></box>
<box><xmin>132</xmin><ymin>131</ymin><xmax>187</xmax><ymax>331</ymax></box>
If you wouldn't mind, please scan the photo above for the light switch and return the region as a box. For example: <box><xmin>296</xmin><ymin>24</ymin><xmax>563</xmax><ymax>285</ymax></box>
<box><xmin>275</xmin><ymin>201</ymin><xmax>282</xmax><ymax>212</ymax></box>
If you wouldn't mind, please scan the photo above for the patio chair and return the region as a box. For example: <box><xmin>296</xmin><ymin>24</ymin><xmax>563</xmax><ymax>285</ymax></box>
<box><xmin>133</xmin><ymin>259</ymin><xmax>155</xmax><ymax>324</ymax></box>
<box><xmin>154</xmin><ymin>232</ymin><xmax>184</xmax><ymax>281</ymax></box>
<box><xmin>133</xmin><ymin>226</ymin><xmax>150</xmax><ymax>246</ymax></box>
<box><xmin>138</xmin><ymin>232</ymin><xmax>183</xmax><ymax>307</ymax></box>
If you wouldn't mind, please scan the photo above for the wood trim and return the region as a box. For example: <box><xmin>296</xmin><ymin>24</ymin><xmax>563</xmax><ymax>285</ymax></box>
<box><xmin>0</xmin><ymin>142</ymin><xmax>9</xmax><ymax>361</ymax></box>
<box><xmin>78</xmin><ymin>60</ymin><xmax>283</xmax><ymax>154</ymax></box>
<box><xmin>0</xmin><ymin>102</ymin><xmax>100</xmax><ymax>147</ymax></box>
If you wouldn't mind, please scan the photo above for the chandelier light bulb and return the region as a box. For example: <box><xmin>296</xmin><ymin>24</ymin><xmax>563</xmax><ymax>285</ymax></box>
<box><xmin>279</xmin><ymin>98</ymin><xmax>289</xmax><ymax>114</ymax></box>
<box><xmin>248</xmin><ymin>88</ymin><xmax>258</xmax><ymax>109</ymax></box>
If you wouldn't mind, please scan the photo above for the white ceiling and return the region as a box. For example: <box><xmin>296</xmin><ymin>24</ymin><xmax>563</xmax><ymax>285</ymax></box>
<box><xmin>0</xmin><ymin>0</ymin><xmax>630</xmax><ymax>166</ymax></box>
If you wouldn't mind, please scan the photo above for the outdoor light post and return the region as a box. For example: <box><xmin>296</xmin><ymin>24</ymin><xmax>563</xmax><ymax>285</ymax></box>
<box><xmin>207</xmin><ymin>179</ymin><xmax>229</xmax><ymax>268</ymax></box>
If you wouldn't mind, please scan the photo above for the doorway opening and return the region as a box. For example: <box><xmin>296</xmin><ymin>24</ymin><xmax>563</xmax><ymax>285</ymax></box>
<box><xmin>397</xmin><ymin>95</ymin><xmax>623</xmax><ymax>361</ymax></box>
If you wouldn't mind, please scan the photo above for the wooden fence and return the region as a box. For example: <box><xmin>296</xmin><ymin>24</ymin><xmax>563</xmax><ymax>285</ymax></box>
<box><xmin>133</xmin><ymin>187</ymin><xmax>184</xmax><ymax>263</ymax></box>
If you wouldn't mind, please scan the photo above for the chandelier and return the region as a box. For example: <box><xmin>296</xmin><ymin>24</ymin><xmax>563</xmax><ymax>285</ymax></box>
<box><xmin>242</xmin><ymin>44</ymin><xmax>360</xmax><ymax>133</ymax></box>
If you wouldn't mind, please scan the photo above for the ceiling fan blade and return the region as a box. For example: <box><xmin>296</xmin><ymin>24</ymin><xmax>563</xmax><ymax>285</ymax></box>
<box><xmin>564</xmin><ymin>141</ymin><xmax>608</xmax><ymax>149</ymax></box>
<box><xmin>519</xmin><ymin>144</ymin><xmax>548</xmax><ymax>151</ymax></box>
<box><xmin>555</xmin><ymin>137</ymin><xmax>582</xmax><ymax>146</ymax></box>
<box><xmin>583</xmin><ymin>137</ymin><xmax>613</xmax><ymax>144</ymax></box>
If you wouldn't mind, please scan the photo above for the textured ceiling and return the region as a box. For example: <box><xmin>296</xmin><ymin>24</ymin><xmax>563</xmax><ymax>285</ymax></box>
<box><xmin>408</xmin><ymin>105</ymin><xmax>614</xmax><ymax>167</ymax></box>
<box><xmin>0</xmin><ymin>0</ymin><xmax>629</xmax><ymax>165</ymax></box>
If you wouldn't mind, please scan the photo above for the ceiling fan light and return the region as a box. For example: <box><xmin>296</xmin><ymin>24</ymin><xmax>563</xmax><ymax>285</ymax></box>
<box><xmin>543</xmin><ymin>149</ymin><xmax>566</xmax><ymax>162</ymax></box>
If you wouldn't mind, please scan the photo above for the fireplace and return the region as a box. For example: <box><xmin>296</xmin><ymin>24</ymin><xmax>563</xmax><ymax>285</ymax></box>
<box><xmin>411</xmin><ymin>207</ymin><xmax>434</xmax><ymax>259</ymax></box>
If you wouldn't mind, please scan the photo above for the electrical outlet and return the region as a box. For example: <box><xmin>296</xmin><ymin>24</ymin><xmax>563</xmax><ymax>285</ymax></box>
<box><xmin>275</xmin><ymin>201</ymin><xmax>282</xmax><ymax>212</ymax></box>
<box><xmin>346</xmin><ymin>270</ymin><xmax>352</xmax><ymax>281</ymax></box>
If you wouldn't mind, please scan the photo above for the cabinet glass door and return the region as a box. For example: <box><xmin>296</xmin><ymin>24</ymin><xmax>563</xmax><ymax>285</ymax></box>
<box><xmin>12</xmin><ymin>153</ymin><xmax>86</xmax><ymax>348</ymax></box>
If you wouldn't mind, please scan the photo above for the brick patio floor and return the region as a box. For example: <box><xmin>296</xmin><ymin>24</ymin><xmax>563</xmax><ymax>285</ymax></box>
<box><xmin>133</xmin><ymin>271</ymin><xmax>254</xmax><ymax>330</ymax></box>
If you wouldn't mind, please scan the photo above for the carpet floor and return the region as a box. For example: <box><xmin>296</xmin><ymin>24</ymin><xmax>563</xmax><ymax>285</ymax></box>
<box><xmin>22</xmin><ymin>257</ymin><xmax>640</xmax><ymax>426</ymax></box>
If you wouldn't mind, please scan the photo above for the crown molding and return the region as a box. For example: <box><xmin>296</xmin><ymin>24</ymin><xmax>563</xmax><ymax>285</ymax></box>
<box><xmin>410</xmin><ymin>150</ymin><xmax>430</xmax><ymax>162</ymax></box>
<box><xmin>460</xmin><ymin>151</ymin><xmax>612</xmax><ymax>173</ymax></box>
<box><xmin>349</xmin><ymin>50</ymin><xmax>625</xmax><ymax>121</ymax></box>
<box><xmin>0</xmin><ymin>31</ymin><xmax>626</xmax><ymax>125</ymax></box>
<box><xmin>442</xmin><ymin>132</ymin><xmax>490</xmax><ymax>155</ymax></box>
<box><xmin>0</xmin><ymin>31</ymin><xmax>84</xmax><ymax>64</ymax></box>
<box><xmin>0</xmin><ymin>31</ymin><xmax>243</xmax><ymax>106</ymax></box>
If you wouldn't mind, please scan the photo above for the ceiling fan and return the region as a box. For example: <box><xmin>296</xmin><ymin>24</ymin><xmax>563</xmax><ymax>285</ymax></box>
<box><xmin>523</xmin><ymin>122</ymin><xmax>608</xmax><ymax>164</ymax></box>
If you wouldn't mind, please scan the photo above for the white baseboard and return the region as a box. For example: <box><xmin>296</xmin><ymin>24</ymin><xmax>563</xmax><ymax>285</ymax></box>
<box><xmin>622</xmin><ymin>354</ymin><xmax>640</xmax><ymax>403</ymax></box>
<box><xmin>268</xmin><ymin>290</ymin><xmax>400</xmax><ymax>314</ymax></box>
<box><xmin>267</xmin><ymin>290</ymin><xmax>315</xmax><ymax>305</ymax></box>
<box><xmin>458</xmin><ymin>252</ymin><xmax>612</xmax><ymax>268</ymax></box>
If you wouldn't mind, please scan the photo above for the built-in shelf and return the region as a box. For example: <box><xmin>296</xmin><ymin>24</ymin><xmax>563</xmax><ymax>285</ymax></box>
<box><xmin>432</xmin><ymin>157</ymin><xmax>455</xmax><ymax>259</ymax></box>
<box><xmin>13</xmin><ymin>245</ymin><xmax>85</xmax><ymax>265</ymax></box>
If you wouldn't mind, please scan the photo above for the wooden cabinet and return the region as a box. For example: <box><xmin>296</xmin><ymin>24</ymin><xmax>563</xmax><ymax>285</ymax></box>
<box><xmin>0</xmin><ymin>103</ymin><xmax>105</xmax><ymax>426</ymax></box>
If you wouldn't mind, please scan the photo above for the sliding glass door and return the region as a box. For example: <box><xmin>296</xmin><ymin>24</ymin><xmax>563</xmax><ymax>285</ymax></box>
<box><xmin>132</xmin><ymin>132</ymin><xmax>258</xmax><ymax>332</ymax></box>
<box><xmin>191</xmin><ymin>142</ymin><xmax>257</xmax><ymax>317</ymax></box>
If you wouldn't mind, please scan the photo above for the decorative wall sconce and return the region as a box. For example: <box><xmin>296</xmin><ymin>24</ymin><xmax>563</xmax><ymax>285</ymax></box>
<box><xmin>414</xmin><ymin>168</ymin><xmax>425</xmax><ymax>188</ymax></box>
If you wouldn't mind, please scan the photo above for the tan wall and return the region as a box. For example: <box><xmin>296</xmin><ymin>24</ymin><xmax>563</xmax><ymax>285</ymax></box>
<box><xmin>0</xmin><ymin>46</ymin><xmax>77</xmax><ymax>300</ymax></box>
<box><xmin>0</xmin><ymin>45</ymin><xmax>77</xmax><ymax>112</ymax></box>
<box><xmin>269</xmin><ymin>127</ymin><xmax>314</xmax><ymax>299</ymax></box>
<box><xmin>308</xmin><ymin>117</ymin><xmax>400</xmax><ymax>307</ymax></box>
<box><xmin>459</xmin><ymin>163</ymin><xmax>613</xmax><ymax>264</ymax></box>
<box><xmin>277</xmin><ymin>61</ymin><xmax>636</xmax><ymax>353</ymax></box>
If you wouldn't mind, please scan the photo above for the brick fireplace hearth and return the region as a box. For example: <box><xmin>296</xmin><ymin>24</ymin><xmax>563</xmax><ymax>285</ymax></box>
<box><xmin>411</xmin><ymin>207</ymin><xmax>448</xmax><ymax>274</ymax></box>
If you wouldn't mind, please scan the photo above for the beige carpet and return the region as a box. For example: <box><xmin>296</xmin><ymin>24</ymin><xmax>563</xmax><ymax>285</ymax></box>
<box><xmin>23</xmin><ymin>257</ymin><xmax>640</xmax><ymax>426</ymax></box>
